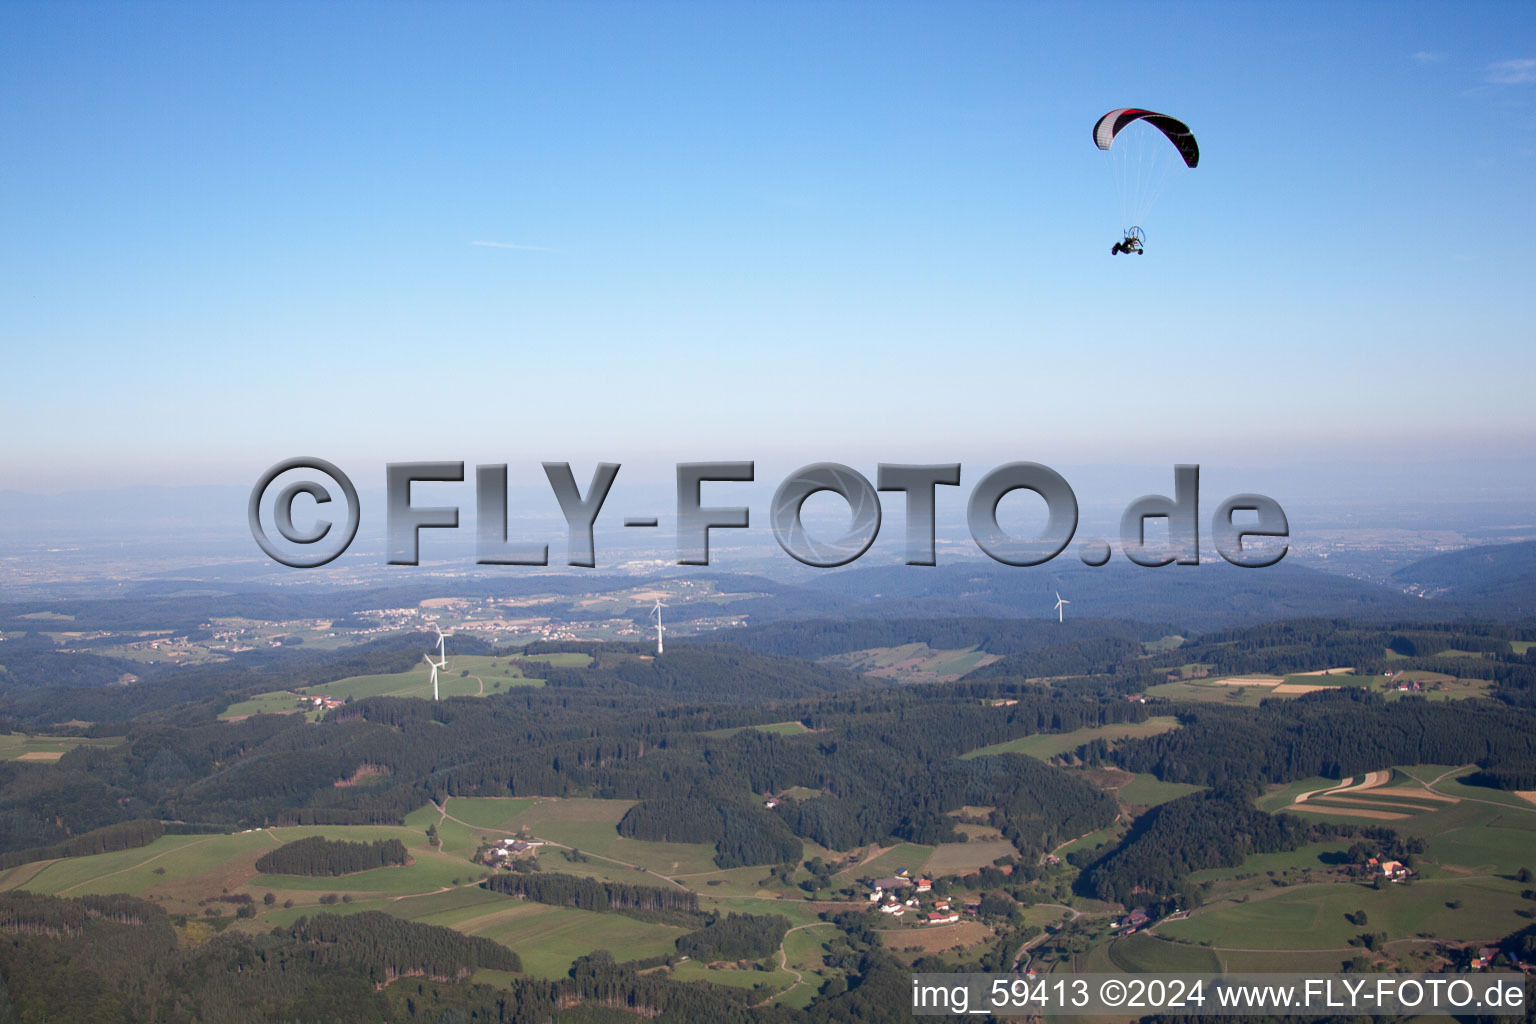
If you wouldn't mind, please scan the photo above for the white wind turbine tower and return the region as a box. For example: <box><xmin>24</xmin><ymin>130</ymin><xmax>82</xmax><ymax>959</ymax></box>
<box><xmin>650</xmin><ymin>597</ymin><xmax>667</xmax><ymax>655</ymax></box>
<box><xmin>424</xmin><ymin>627</ymin><xmax>449</xmax><ymax>700</ymax></box>
<box><xmin>1053</xmin><ymin>592</ymin><xmax>1070</xmax><ymax>623</ymax></box>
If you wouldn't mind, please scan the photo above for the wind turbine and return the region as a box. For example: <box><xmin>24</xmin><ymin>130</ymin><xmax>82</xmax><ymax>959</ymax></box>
<box><xmin>650</xmin><ymin>597</ymin><xmax>667</xmax><ymax>655</ymax></box>
<box><xmin>1053</xmin><ymin>592</ymin><xmax>1070</xmax><ymax>623</ymax></box>
<box><xmin>424</xmin><ymin>627</ymin><xmax>449</xmax><ymax>700</ymax></box>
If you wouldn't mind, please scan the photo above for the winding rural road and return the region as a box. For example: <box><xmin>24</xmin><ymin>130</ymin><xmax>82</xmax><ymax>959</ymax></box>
<box><xmin>751</xmin><ymin>922</ymin><xmax>835</xmax><ymax>1007</ymax></box>
<box><xmin>1010</xmin><ymin>903</ymin><xmax>1081</xmax><ymax>970</ymax></box>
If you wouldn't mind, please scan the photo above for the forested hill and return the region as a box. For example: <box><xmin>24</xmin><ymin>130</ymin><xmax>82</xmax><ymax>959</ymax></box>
<box><xmin>0</xmin><ymin>660</ymin><xmax>1147</xmax><ymax>863</ymax></box>
<box><xmin>1393</xmin><ymin>539</ymin><xmax>1536</xmax><ymax>611</ymax></box>
<box><xmin>1098</xmin><ymin>688</ymin><xmax>1536</xmax><ymax>788</ymax></box>
<box><xmin>710</xmin><ymin>616</ymin><xmax>1172</xmax><ymax>660</ymax></box>
<box><xmin>0</xmin><ymin>631</ymin><xmax>498</xmax><ymax>725</ymax></box>
<box><xmin>786</xmin><ymin>560</ymin><xmax>1437</xmax><ymax>630</ymax></box>
<box><xmin>529</xmin><ymin>642</ymin><xmax>877</xmax><ymax>700</ymax></box>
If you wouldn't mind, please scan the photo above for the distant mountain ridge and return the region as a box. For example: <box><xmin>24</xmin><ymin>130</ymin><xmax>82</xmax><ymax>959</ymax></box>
<box><xmin>1392</xmin><ymin>540</ymin><xmax>1536</xmax><ymax>617</ymax></box>
<box><xmin>772</xmin><ymin>559</ymin><xmax>1435</xmax><ymax>632</ymax></box>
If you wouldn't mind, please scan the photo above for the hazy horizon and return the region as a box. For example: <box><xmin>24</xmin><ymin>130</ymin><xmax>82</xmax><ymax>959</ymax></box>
<box><xmin>4</xmin><ymin>3</ymin><xmax>1534</xmax><ymax>494</ymax></box>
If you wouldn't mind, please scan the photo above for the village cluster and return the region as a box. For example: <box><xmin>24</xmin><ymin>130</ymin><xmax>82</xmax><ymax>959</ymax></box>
<box><xmin>866</xmin><ymin>870</ymin><xmax>960</xmax><ymax>925</ymax></box>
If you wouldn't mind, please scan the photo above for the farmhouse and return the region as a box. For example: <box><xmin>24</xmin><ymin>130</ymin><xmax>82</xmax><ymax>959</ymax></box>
<box><xmin>1113</xmin><ymin>908</ymin><xmax>1150</xmax><ymax>933</ymax></box>
<box><xmin>481</xmin><ymin>837</ymin><xmax>542</xmax><ymax>866</ymax></box>
<box><xmin>926</xmin><ymin>911</ymin><xmax>959</xmax><ymax>925</ymax></box>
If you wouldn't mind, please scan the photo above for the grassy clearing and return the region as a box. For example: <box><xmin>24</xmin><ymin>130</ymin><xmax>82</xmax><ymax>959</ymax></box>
<box><xmin>489</xmin><ymin>798</ymin><xmax>721</xmax><ymax>876</ymax></box>
<box><xmin>262</xmin><ymin>878</ymin><xmax>686</xmax><ymax>980</ymax></box>
<box><xmin>1217</xmin><ymin>949</ymin><xmax>1354</xmax><ymax>973</ymax></box>
<box><xmin>877</xmin><ymin>921</ymin><xmax>993</xmax><ymax>953</ymax></box>
<box><xmin>311</xmin><ymin>654</ymin><xmax>547</xmax><ymax>701</ymax></box>
<box><xmin>1053</xmin><ymin>819</ymin><xmax>1127</xmax><ymax>858</ymax></box>
<box><xmin>960</xmin><ymin>717</ymin><xmax>1181</xmax><ymax>761</ymax></box>
<box><xmin>753</xmin><ymin>721</ymin><xmax>810</xmax><ymax>736</ymax></box>
<box><xmin>1407</xmin><ymin>803</ymin><xmax>1536</xmax><ymax>876</ymax></box>
<box><xmin>1144</xmin><ymin>681</ymin><xmax>1261</xmax><ymax>705</ymax></box>
<box><xmin>218</xmin><ymin>692</ymin><xmax>319</xmax><ymax>720</ymax></box>
<box><xmin>669</xmin><ymin>959</ymin><xmax>790</xmax><ymax>990</ymax></box>
<box><xmin>1115</xmin><ymin>773</ymin><xmax>1205</xmax><ymax>808</ymax></box>
<box><xmin>1186</xmin><ymin>841</ymin><xmax>1353</xmax><ymax>884</ymax></box>
<box><xmin>821</xmin><ymin>643</ymin><xmax>999</xmax><ymax>684</ymax></box>
<box><xmin>464</xmin><ymin>900</ymin><xmax>685</xmax><ymax>978</ymax></box>
<box><xmin>15</xmin><ymin>821</ymin><xmax>481</xmax><ymax>914</ymax></box>
<box><xmin>705</xmin><ymin>721</ymin><xmax>810</xmax><ymax>739</ymax></box>
<box><xmin>699</xmin><ymin>897</ymin><xmax>827</xmax><ymax>929</ymax></box>
<box><xmin>1410</xmin><ymin>766</ymin><xmax>1536</xmax><ymax>809</ymax></box>
<box><xmin>1160</xmin><ymin>875</ymin><xmax>1528</xmax><ymax>950</ymax></box>
<box><xmin>0</xmin><ymin>733</ymin><xmax>120</xmax><ymax>760</ymax></box>
<box><xmin>1142</xmin><ymin>635</ymin><xmax>1188</xmax><ymax>653</ymax></box>
<box><xmin>441</xmin><ymin>796</ymin><xmax>539</xmax><ymax>831</ymax></box>
<box><xmin>1107</xmin><ymin>932</ymin><xmax>1221</xmax><ymax>973</ymax></box>
<box><xmin>219</xmin><ymin>654</ymin><xmax>554</xmax><ymax>720</ymax></box>
<box><xmin>837</xmin><ymin>843</ymin><xmax>934</xmax><ymax>882</ymax></box>
<box><xmin>18</xmin><ymin>834</ymin><xmax>256</xmax><ymax>898</ymax></box>
<box><xmin>518</xmin><ymin>652</ymin><xmax>593</xmax><ymax>668</ymax></box>
<box><xmin>669</xmin><ymin>864</ymin><xmax>786</xmax><ymax>900</ymax></box>
<box><xmin>925</xmin><ymin>839</ymin><xmax>1019</xmax><ymax>874</ymax></box>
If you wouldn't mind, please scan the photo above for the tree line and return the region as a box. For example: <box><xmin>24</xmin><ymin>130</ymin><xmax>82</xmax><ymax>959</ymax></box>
<box><xmin>254</xmin><ymin>835</ymin><xmax>408</xmax><ymax>876</ymax></box>
<box><xmin>675</xmin><ymin>912</ymin><xmax>791</xmax><ymax>961</ymax></box>
<box><xmin>484</xmin><ymin>870</ymin><xmax>701</xmax><ymax>923</ymax></box>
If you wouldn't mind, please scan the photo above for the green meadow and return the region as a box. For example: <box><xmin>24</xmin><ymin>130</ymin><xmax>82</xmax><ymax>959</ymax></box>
<box><xmin>833</xmin><ymin>842</ymin><xmax>934</xmax><ymax>883</ymax></box>
<box><xmin>1159</xmin><ymin>874</ymin><xmax>1528</xmax><ymax>950</ymax></box>
<box><xmin>259</xmin><ymin>883</ymin><xmax>687</xmax><ymax>979</ymax></box>
<box><xmin>1186</xmin><ymin>840</ymin><xmax>1354</xmax><ymax>885</ymax></box>
<box><xmin>5</xmin><ymin>822</ymin><xmax>473</xmax><ymax>906</ymax></box>
<box><xmin>220</xmin><ymin>653</ymin><xmax>556</xmax><ymax>720</ymax></box>
<box><xmin>442</xmin><ymin>796</ymin><xmax>722</xmax><ymax>876</ymax></box>
<box><xmin>820</xmin><ymin>643</ymin><xmax>997</xmax><ymax>682</ymax></box>
<box><xmin>1107</xmin><ymin>932</ymin><xmax>1221</xmax><ymax>973</ymax></box>
<box><xmin>960</xmin><ymin>717</ymin><xmax>1182</xmax><ymax>761</ymax></box>
<box><xmin>0</xmin><ymin>732</ymin><xmax>120</xmax><ymax>761</ymax></box>
<box><xmin>700</xmin><ymin>720</ymin><xmax>810</xmax><ymax>739</ymax></box>
<box><xmin>1114</xmin><ymin>773</ymin><xmax>1205</xmax><ymax>808</ymax></box>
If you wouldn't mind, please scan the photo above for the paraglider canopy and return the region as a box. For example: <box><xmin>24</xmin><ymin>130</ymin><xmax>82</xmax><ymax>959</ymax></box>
<box><xmin>1093</xmin><ymin>108</ymin><xmax>1199</xmax><ymax>168</ymax></box>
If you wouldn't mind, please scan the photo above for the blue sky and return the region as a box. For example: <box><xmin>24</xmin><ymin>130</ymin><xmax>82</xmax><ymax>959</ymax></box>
<box><xmin>2</xmin><ymin>2</ymin><xmax>1533</xmax><ymax>492</ymax></box>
